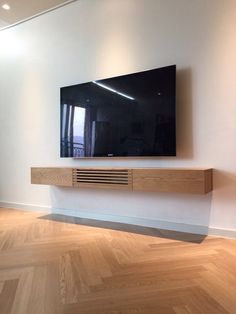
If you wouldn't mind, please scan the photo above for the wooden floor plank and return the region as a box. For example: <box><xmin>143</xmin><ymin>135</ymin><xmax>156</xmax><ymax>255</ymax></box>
<box><xmin>0</xmin><ymin>208</ymin><xmax>236</xmax><ymax>314</ymax></box>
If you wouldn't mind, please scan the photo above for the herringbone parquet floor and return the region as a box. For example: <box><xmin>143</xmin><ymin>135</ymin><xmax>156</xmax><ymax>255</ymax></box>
<box><xmin>0</xmin><ymin>208</ymin><xmax>236</xmax><ymax>314</ymax></box>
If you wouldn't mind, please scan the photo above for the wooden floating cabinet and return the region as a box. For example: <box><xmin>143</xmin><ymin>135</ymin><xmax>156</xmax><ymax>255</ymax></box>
<box><xmin>31</xmin><ymin>167</ymin><xmax>213</xmax><ymax>194</ymax></box>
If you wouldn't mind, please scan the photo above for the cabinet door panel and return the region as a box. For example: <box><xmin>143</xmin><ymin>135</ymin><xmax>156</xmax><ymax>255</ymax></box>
<box><xmin>31</xmin><ymin>168</ymin><xmax>73</xmax><ymax>187</ymax></box>
<box><xmin>133</xmin><ymin>169</ymin><xmax>212</xmax><ymax>194</ymax></box>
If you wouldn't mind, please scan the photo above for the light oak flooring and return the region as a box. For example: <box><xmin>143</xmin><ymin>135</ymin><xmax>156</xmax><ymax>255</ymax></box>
<box><xmin>0</xmin><ymin>208</ymin><xmax>236</xmax><ymax>314</ymax></box>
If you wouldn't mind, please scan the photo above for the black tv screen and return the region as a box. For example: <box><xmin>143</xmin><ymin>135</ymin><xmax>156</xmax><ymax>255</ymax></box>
<box><xmin>60</xmin><ymin>65</ymin><xmax>176</xmax><ymax>157</ymax></box>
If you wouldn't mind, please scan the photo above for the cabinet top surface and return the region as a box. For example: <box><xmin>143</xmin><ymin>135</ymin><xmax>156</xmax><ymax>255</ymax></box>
<box><xmin>31</xmin><ymin>167</ymin><xmax>213</xmax><ymax>171</ymax></box>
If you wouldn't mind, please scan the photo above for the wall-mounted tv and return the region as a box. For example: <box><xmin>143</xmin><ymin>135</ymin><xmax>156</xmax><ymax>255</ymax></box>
<box><xmin>60</xmin><ymin>65</ymin><xmax>176</xmax><ymax>157</ymax></box>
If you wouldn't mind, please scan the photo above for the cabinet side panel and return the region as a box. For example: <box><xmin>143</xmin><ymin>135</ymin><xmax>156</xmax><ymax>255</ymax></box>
<box><xmin>204</xmin><ymin>169</ymin><xmax>213</xmax><ymax>193</ymax></box>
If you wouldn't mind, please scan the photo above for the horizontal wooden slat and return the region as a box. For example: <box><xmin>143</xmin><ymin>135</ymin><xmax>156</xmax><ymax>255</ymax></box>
<box><xmin>74</xmin><ymin>178</ymin><xmax>131</xmax><ymax>182</ymax></box>
<box><xmin>76</xmin><ymin>177</ymin><xmax>129</xmax><ymax>182</ymax></box>
<box><xmin>74</xmin><ymin>171</ymin><xmax>131</xmax><ymax>175</ymax></box>
<box><xmin>74</xmin><ymin>174</ymin><xmax>131</xmax><ymax>178</ymax></box>
<box><xmin>73</xmin><ymin>174</ymin><xmax>131</xmax><ymax>178</ymax></box>
<box><xmin>73</xmin><ymin>182</ymin><xmax>132</xmax><ymax>190</ymax></box>
<box><xmin>77</xmin><ymin>180</ymin><xmax>129</xmax><ymax>185</ymax></box>
<box><xmin>72</xmin><ymin>167</ymin><xmax>130</xmax><ymax>170</ymax></box>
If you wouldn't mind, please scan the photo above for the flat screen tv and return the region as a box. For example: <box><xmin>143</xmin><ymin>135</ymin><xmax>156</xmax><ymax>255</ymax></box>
<box><xmin>60</xmin><ymin>65</ymin><xmax>176</xmax><ymax>157</ymax></box>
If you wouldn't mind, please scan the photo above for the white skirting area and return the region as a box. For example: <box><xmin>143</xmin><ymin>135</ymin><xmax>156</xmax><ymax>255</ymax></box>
<box><xmin>1</xmin><ymin>201</ymin><xmax>236</xmax><ymax>239</ymax></box>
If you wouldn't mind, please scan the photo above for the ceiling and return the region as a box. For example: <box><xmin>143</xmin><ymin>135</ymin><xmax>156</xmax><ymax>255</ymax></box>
<box><xmin>0</xmin><ymin>0</ymin><xmax>75</xmax><ymax>29</ymax></box>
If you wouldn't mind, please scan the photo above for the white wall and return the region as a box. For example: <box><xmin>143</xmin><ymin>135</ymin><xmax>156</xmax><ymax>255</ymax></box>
<box><xmin>0</xmin><ymin>0</ymin><xmax>236</xmax><ymax>234</ymax></box>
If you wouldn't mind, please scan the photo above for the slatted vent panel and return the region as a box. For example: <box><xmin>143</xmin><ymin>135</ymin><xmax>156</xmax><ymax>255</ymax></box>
<box><xmin>73</xmin><ymin>169</ymin><xmax>132</xmax><ymax>190</ymax></box>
